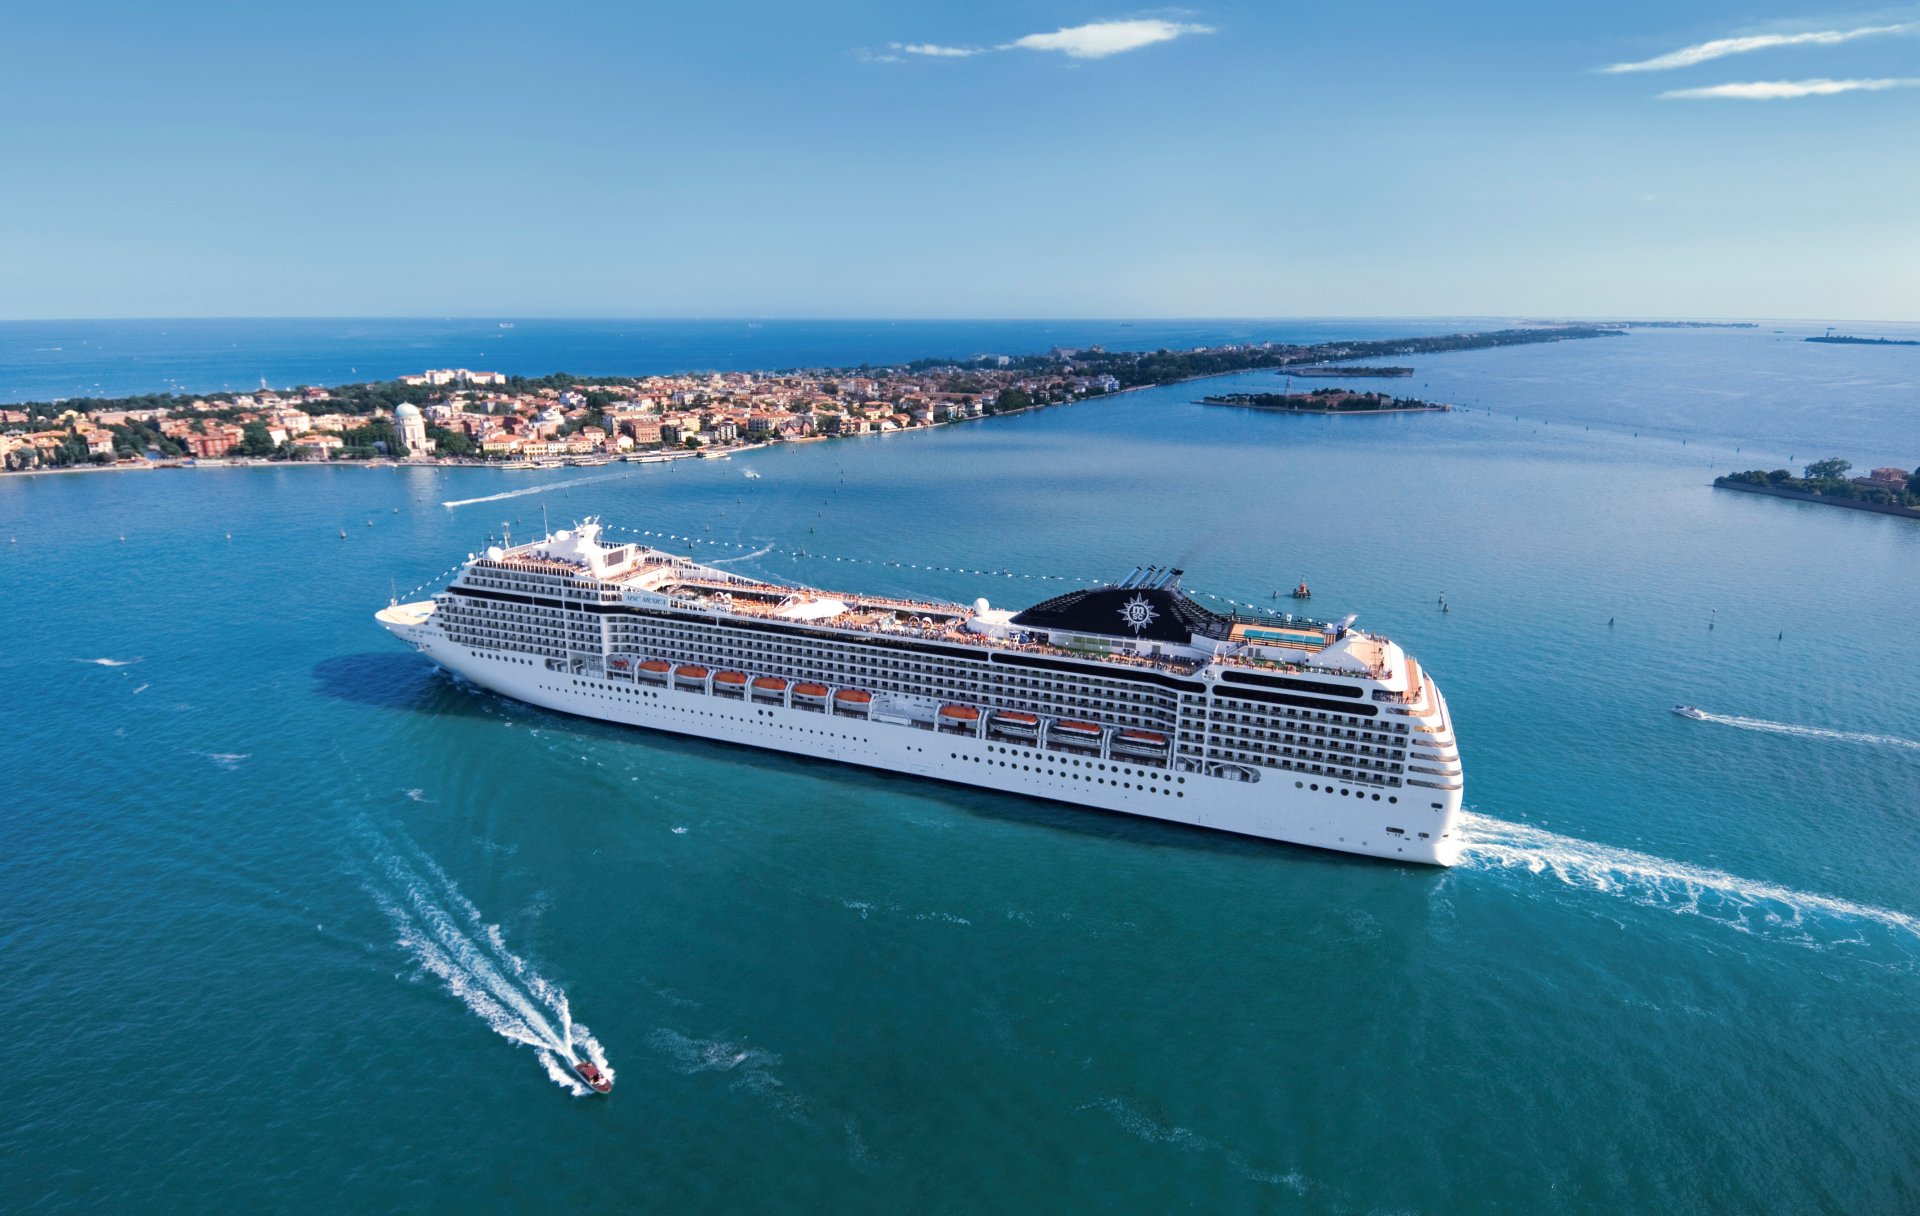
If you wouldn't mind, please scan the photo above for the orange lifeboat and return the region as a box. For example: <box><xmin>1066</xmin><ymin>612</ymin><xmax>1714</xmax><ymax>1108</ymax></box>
<box><xmin>993</xmin><ymin>710</ymin><xmax>1039</xmax><ymax>726</ymax></box>
<box><xmin>792</xmin><ymin>683</ymin><xmax>829</xmax><ymax>698</ymax></box>
<box><xmin>832</xmin><ymin>688</ymin><xmax>872</xmax><ymax>717</ymax></box>
<box><xmin>714</xmin><ymin>671</ymin><xmax>748</xmax><ymax>686</ymax></box>
<box><xmin>674</xmin><ymin>664</ymin><xmax>710</xmax><ymax>681</ymax></box>
<box><xmin>607</xmin><ymin>656</ymin><xmax>630</xmax><ymax>670</ymax></box>
<box><xmin>753</xmin><ymin>676</ymin><xmax>788</xmax><ymax>692</ymax></box>
<box><xmin>939</xmin><ymin>705</ymin><xmax>981</xmax><ymax>721</ymax></box>
<box><xmin>639</xmin><ymin>660</ymin><xmax>672</xmax><ymax>675</ymax></box>
<box><xmin>1118</xmin><ymin>729</ymin><xmax>1167</xmax><ymax>747</ymax></box>
<box><xmin>1056</xmin><ymin>720</ymin><xmax>1102</xmax><ymax>736</ymax></box>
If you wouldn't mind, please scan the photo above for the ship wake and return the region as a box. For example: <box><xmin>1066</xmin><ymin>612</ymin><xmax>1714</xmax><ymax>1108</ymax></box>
<box><xmin>441</xmin><ymin>468</ymin><xmax>640</xmax><ymax>509</ymax></box>
<box><xmin>1688</xmin><ymin>710</ymin><xmax>1920</xmax><ymax>752</ymax></box>
<box><xmin>1459</xmin><ymin>812</ymin><xmax>1920</xmax><ymax>952</ymax></box>
<box><xmin>360</xmin><ymin>822</ymin><xmax>611</xmax><ymax>1095</ymax></box>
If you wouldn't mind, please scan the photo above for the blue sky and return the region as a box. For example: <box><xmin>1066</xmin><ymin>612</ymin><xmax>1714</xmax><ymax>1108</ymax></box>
<box><xmin>2</xmin><ymin>1</ymin><xmax>1916</xmax><ymax>319</ymax></box>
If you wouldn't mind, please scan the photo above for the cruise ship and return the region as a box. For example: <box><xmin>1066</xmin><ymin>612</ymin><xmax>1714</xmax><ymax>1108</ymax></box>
<box><xmin>376</xmin><ymin>520</ymin><xmax>1464</xmax><ymax>864</ymax></box>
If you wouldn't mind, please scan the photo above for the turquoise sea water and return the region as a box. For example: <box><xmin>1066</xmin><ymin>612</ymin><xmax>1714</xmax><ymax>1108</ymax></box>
<box><xmin>2</xmin><ymin>324</ymin><xmax>1918</xmax><ymax>1213</ymax></box>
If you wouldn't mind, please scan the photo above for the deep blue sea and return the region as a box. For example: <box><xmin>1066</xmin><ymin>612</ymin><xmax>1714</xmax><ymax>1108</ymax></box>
<box><xmin>2</xmin><ymin>321</ymin><xmax>1918</xmax><ymax>1214</ymax></box>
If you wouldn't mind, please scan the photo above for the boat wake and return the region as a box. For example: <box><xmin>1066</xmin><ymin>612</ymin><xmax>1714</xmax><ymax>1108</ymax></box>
<box><xmin>708</xmin><ymin>543</ymin><xmax>775</xmax><ymax>565</ymax></box>
<box><xmin>1459</xmin><ymin>812</ymin><xmax>1920</xmax><ymax>952</ymax></box>
<box><xmin>1082</xmin><ymin>1097</ymin><xmax>1303</xmax><ymax>1190</ymax></box>
<box><xmin>361</xmin><ymin>823</ymin><xmax>611</xmax><ymax>1095</ymax></box>
<box><xmin>1685</xmin><ymin>710</ymin><xmax>1920</xmax><ymax>752</ymax></box>
<box><xmin>441</xmin><ymin>468</ymin><xmax>639</xmax><ymax>509</ymax></box>
<box><xmin>77</xmin><ymin>656</ymin><xmax>142</xmax><ymax>666</ymax></box>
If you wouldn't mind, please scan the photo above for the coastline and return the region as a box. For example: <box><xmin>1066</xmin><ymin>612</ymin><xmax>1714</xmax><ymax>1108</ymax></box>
<box><xmin>0</xmin><ymin>325</ymin><xmax>1616</xmax><ymax>476</ymax></box>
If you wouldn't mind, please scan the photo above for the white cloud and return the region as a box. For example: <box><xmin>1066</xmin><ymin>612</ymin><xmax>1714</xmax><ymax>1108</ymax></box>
<box><xmin>1602</xmin><ymin>22</ymin><xmax>1915</xmax><ymax>73</ymax></box>
<box><xmin>1659</xmin><ymin>76</ymin><xmax>1920</xmax><ymax>99</ymax></box>
<box><xmin>892</xmin><ymin>42</ymin><xmax>983</xmax><ymax>58</ymax></box>
<box><xmin>1008</xmin><ymin>19</ymin><xmax>1213</xmax><ymax>59</ymax></box>
<box><xmin>872</xmin><ymin>18</ymin><xmax>1214</xmax><ymax>65</ymax></box>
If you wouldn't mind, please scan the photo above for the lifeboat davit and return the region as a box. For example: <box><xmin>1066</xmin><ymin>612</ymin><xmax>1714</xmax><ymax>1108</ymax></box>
<box><xmin>571</xmin><ymin>1058</ymin><xmax>613</xmax><ymax>1095</ymax></box>
<box><xmin>993</xmin><ymin>710</ymin><xmax>1039</xmax><ymax>727</ymax></box>
<box><xmin>607</xmin><ymin>656</ymin><xmax>630</xmax><ymax>670</ymax></box>
<box><xmin>939</xmin><ymin>704</ymin><xmax>981</xmax><ymax>721</ymax></box>
<box><xmin>1056</xmin><ymin>720</ymin><xmax>1102</xmax><ymax>736</ymax></box>
<box><xmin>1117</xmin><ymin>729</ymin><xmax>1167</xmax><ymax>747</ymax></box>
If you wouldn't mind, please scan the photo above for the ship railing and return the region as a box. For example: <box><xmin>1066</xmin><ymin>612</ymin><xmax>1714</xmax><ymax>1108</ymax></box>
<box><xmin>1214</xmin><ymin>649</ymin><xmax>1386</xmax><ymax>681</ymax></box>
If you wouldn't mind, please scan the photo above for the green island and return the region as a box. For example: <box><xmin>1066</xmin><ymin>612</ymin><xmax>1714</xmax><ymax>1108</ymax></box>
<box><xmin>1805</xmin><ymin>334</ymin><xmax>1920</xmax><ymax>347</ymax></box>
<box><xmin>1716</xmin><ymin>459</ymin><xmax>1920</xmax><ymax>519</ymax></box>
<box><xmin>1201</xmin><ymin>389</ymin><xmax>1449</xmax><ymax>414</ymax></box>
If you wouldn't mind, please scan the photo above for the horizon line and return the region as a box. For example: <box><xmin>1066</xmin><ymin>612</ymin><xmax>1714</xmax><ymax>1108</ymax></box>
<box><xmin>0</xmin><ymin>312</ymin><xmax>1912</xmax><ymax>326</ymax></box>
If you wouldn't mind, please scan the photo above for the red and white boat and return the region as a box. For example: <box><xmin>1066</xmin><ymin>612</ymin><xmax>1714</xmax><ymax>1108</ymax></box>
<box><xmin>572</xmin><ymin>1058</ymin><xmax>613</xmax><ymax>1094</ymax></box>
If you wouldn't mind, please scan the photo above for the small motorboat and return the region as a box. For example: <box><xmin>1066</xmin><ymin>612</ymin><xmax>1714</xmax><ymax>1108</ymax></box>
<box><xmin>572</xmin><ymin>1058</ymin><xmax>613</xmax><ymax>1094</ymax></box>
<box><xmin>1670</xmin><ymin>705</ymin><xmax>1708</xmax><ymax>720</ymax></box>
<box><xmin>1291</xmin><ymin>580</ymin><xmax>1312</xmax><ymax>600</ymax></box>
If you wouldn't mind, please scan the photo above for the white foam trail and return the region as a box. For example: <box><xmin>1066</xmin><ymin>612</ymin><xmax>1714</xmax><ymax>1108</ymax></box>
<box><xmin>1460</xmin><ymin>811</ymin><xmax>1920</xmax><ymax>949</ymax></box>
<box><xmin>1691</xmin><ymin>710</ymin><xmax>1920</xmax><ymax>752</ymax></box>
<box><xmin>77</xmin><ymin>657</ymin><xmax>141</xmax><ymax>666</ymax></box>
<box><xmin>1084</xmin><ymin>1098</ymin><xmax>1297</xmax><ymax>1188</ymax></box>
<box><xmin>709</xmin><ymin>543</ymin><xmax>775</xmax><ymax>565</ymax></box>
<box><xmin>441</xmin><ymin>468</ymin><xmax>640</xmax><ymax>508</ymax></box>
<box><xmin>362</xmin><ymin>824</ymin><xmax>611</xmax><ymax>1095</ymax></box>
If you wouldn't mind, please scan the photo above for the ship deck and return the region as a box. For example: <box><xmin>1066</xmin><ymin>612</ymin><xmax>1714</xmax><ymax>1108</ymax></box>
<box><xmin>485</xmin><ymin>547</ymin><xmax>1388</xmax><ymax>684</ymax></box>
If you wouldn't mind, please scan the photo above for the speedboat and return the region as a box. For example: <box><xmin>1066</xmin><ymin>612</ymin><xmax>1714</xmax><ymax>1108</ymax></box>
<box><xmin>572</xmin><ymin>1058</ymin><xmax>612</xmax><ymax>1094</ymax></box>
<box><xmin>1670</xmin><ymin>705</ymin><xmax>1708</xmax><ymax>720</ymax></box>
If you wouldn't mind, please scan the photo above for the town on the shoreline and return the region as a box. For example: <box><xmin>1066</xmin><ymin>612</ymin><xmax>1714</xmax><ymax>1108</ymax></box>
<box><xmin>0</xmin><ymin>325</ymin><xmax>1617</xmax><ymax>471</ymax></box>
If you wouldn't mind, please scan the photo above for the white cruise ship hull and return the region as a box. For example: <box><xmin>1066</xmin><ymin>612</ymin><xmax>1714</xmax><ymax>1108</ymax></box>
<box><xmin>379</xmin><ymin>607</ymin><xmax>1462</xmax><ymax>866</ymax></box>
